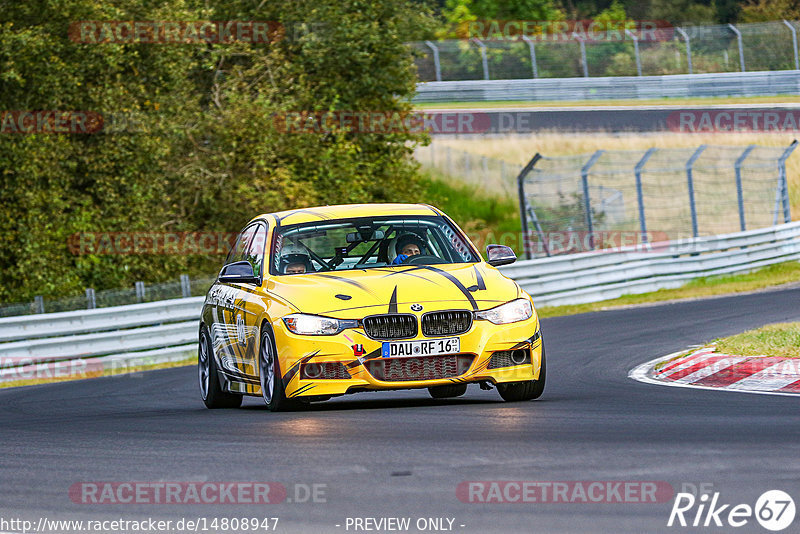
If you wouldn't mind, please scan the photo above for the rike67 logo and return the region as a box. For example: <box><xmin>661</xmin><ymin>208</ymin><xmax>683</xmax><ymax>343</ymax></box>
<box><xmin>668</xmin><ymin>490</ymin><xmax>795</xmax><ymax>531</ymax></box>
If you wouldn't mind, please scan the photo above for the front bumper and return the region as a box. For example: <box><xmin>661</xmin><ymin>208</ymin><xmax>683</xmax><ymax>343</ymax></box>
<box><xmin>272</xmin><ymin>314</ymin><xmax>542</xmax><ymax>399</ymax></box>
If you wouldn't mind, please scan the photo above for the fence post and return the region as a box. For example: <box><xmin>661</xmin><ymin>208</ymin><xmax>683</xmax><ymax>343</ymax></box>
<box><xmin>135</xmin><ymin>281</ymin><xmax>145</xmax><ymax>303</ymax></box>
<box><xmin>625</xmin><ymin>29</ymin><xmax>642</xmax><ymax>76</ymax></box>
<box><xmin>676</xmin><ymin>27</ymin><xmax>693</xmax><ymax>74</ymax></box>
<box><xmin>783</xmin><ymin>20</ymin><xmax>799</xmax><ymax>71</ymax></box>
<box><xmin>34</xmin><ymin>295</ymin><xmax>44</xmax><ymax>314</ymax></box>
<box><xmin>778</xmin><ymin>140</ymin><xmax>798</xmax><ymax>223</ymax></box>
<box><xmin>471</xmin><ymin>38</ymin><xmax>490</xmax><ymax>80</ymax></box>
<box><xmin>578</xmin><ymin>38</ymin><xmax>589</xmax><ymax>77</ymax></box>
<box><xmin>424</xmin><ymin>40</ymin><xmax>442</xmax><ymax>82</ymax></box>
<box><xmin>686</xmin><ymin>145</ymin><xmax>706</xmax><ymax>238</ymax></box>
<box><xmin>180</xmin><ymin>274</ymin><xmax>191</xmax><ymax>298</ymax></box>
<box><xmin>634</xmin><ymin>148</ymin><xmax>657</xmax><ymax>242</ymax></box>
<box><xmin>85</xmin><ymin>288</ymin><xmax>96</xmax><ymax>309</ymax></box>
<box><xmin>734</xmin><ymin>145</ymin><xmax>756</xmax><ymax>231</ymax></box>
<box><xmin>517</xmin><ymin>153</ymin><xmax>545</xmax><ymax>259</ymax></box>
<box><xmin>521</xmin><ymin>35</ymin><xmax>538</xmax><ymax>78</ymax></box>
<box><xmin>728</xmin><ymin>24</ymin><xmax>745</xmax><ymax>72</ymax></box>
<box><xmin>581</xmin><ymin>150</ymin><xmax>605</xmax><ymax>249</ymax></box>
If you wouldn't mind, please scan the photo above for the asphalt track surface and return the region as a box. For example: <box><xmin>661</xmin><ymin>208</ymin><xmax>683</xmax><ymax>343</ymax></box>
<box><xmin>2</xmin><ymin>286</ymin><xmax>800</xmax><ymax>534</ymax></box>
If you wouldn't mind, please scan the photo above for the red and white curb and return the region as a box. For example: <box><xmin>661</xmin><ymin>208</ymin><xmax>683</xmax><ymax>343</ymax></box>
<box><xmin>629</xmin><ymin>347</ymin><xmax>800</xmax><ymax>397</ymax></box>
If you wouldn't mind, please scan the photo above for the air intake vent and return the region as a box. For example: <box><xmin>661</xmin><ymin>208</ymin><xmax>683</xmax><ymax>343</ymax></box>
<box><xmin>362</xmin><ymin>314</ymin><xmax>417</xmax><ymax>340</ymax></box>
<box><xmin>421</xmin><ymin>310</ymin><xmax>472</xmax><ymax>337</ymax></box>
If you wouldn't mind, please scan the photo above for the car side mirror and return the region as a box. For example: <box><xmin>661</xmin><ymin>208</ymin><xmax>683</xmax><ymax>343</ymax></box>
<box><xmin>486</xmin><ymin>244</ymin><xmax>517</xmax><ymax>267</ymax></box>
<box><xmin>219</xmin><ymin>260</ymin><xmax>259</xmax><ymax>284</ymax></box>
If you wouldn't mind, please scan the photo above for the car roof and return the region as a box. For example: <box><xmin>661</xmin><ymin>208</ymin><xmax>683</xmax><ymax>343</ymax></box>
<box><xmin>254</xmin><ymin>203</ymin><xmax>443</xmax><ymax>227</ymax></box>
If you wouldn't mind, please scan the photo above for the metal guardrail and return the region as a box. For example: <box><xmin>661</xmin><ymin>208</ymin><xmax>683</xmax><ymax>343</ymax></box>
<box><xmin>412</xmin><ymin>70</ymin><xmax>800</xmax><ymax>103</ymax></box>
<box><xmin>0</xmin><ymin>297</ymin><xmax>204</xmax><ymax>342</ymax></box>
<box><xmin>500</xmin><ymin>221</ymin><xmax>800</xmax><ymax>306</ymax></box>
<box><xmin>0</xmin><ymin>222</ymin><xmax>798</xmax><ymax>373</ymax></box>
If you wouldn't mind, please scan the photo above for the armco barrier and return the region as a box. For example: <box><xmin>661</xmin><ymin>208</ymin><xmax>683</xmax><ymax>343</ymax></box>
<box><xmin>413</xmin><ymin>70</ymin><xmax>800</xmax><ymax>103</ymax></box>
<box><xmin>500</xmin><ymin>221</ymin><xmax>800</xmax><ymax>306</ymax></box>
<box><xmin>0</xmin><ymin>221</ymin><xmax>798</xmax><ymax>374</ymax></box>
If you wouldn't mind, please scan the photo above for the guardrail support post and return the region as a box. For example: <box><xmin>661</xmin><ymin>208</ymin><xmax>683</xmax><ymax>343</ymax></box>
<box><xmin>634</xmin><ymin>148</ymin><xmax>657</xmax><ymax>242</ymax></box>
<box><xmin>734</xmin><ymin>145</ymin><xmax>756</xmax><ymax>231</ymax></box>
<box><xmin>777</xmin><ymin>140</ymin><xmax>798</xmax><ymax>224</ymax></box>
<box><xmin>424</xmin><ymin>40</ymin><xmax>442</xmax><ymax>82</ymax></box>
<box><xmin>783</xmin><ymin>20</ymin><xmax>799</xmax><ymax>71</ymax></box>
<box><xmin>728</xmin><ymin>24</ymin><xmax>745</xmax><ymax>72</ymax></box>
<box><xmin>135</xmin><ymin>281</ymin><xmax>145</xmax><ymax>303</ymax></box>
<box><xmin>581</xmin><ymin>150</ymin><xmax>605</xmax><ymax>249</ymax></box>
<box><xmin>34</xmin><ymin>295</ymin><xmax>44</xmax><ymax>314</ymax></box>
<box><xmin>676</xmin><ymin>27</ymin><xmax>693</xmax><ymax>74</ymax></box>
<box><xmin>521</xmin><ymin>35</ymin><xmax>539</xmax><ymax>78</ymax></box>
<box><xmin>471</xmin><ymin>38</ymin><xmax>490</xmax><ymax>80</ymax></box>
<box><xmin>85</xmin><ymin>288</ymin><xmax>96</xmax><ymax>310</ymax></box>
<box><xmin>625</xmin><ymin>29</ymin><xmax>642</xmax><ymax>76</ymax></box>
<box><xmin>517</xmin><ymin>153</ymin><xmax>545</xmax><ymax>259</ymax></box>
<box><xmin>180</xmin><ymin>275</ymin><xmax>191</xmax><ymax>298</ymax></box>
<box><xmin>578</xmin><ymin>38</ymin><xmax>589</xmax><ymax>77</ymax></box>
<box><xmin>686</xmin><ymin>145</ymin><xmax>706</xmax><ymax>238</ymax></box>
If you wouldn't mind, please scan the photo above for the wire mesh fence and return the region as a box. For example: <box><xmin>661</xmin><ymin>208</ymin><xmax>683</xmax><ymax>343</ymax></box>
<box><xmin>411</xmin><ymin>20</ymin><xmax>800</xmax><ymax>81</ymax></box>
<box><xmin>0</xmin><ymin>275</ymin><xmax>216</xmax><ymax>318</ymax></box>
<box><xmin>519</xmin><ymin>142</ymin><xmax>796</xmax><ymax>257</ymax></box>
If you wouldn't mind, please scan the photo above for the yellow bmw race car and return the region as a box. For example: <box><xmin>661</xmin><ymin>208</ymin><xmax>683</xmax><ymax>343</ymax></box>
<box><xmin>198</xmin><ymin>203</ymin><xmax>545</xmax><ymax>411</ymax></box>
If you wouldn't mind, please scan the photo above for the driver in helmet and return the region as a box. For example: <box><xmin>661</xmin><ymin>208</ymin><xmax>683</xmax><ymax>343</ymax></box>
<box><xmin>279</xmin><ymin>244</ymin><xmax>314</xmax><ymax>274</ymax></box>
<box><xmin>391</xmin><ymin>233</ymin><xmax>427</xmax><ymax>265</ymax></box>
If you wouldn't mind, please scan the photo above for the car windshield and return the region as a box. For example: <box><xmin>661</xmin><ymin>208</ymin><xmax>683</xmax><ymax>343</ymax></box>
<box><xmin>271</xmin><ymin>215</ymin><xmax>479</xmax><ymax>274</ymax></box>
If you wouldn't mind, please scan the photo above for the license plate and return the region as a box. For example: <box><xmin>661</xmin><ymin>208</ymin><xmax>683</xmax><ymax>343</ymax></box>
<box><xmin>381</xmin><ymin>337</ymin><xmax>460</xmax><ymax>358</ymax></box>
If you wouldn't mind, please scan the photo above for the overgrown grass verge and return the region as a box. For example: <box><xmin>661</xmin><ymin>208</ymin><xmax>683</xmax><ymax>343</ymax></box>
<box><xmin>0</xmin><ymin>355</ymin><xmax>196</xmax><ymax>389</ymax></box>
<box><xmin>713</xmin><ymin>323</ymin><xmax>800</xmax><ymax>359</ymax></box>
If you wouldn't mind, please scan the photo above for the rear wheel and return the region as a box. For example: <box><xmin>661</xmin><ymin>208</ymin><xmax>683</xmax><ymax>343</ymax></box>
<box><xmin>428</xmin><ymin>384</ymin><xmax>468</xmax><ymax>399</ymax></box>
<box><xmin>497</xmin><ymin>342</ymin><xmax>546</xmax><ymax>402</ymax></box>
<box><xmin>259</xmin><ymin>325</ymin><xmax>299</xmax><ymax>412</ymax></box>
<box><xmin>199</xmin><ymin>326</ymin><xmax>243</xmax><ymax>409</ymax></box>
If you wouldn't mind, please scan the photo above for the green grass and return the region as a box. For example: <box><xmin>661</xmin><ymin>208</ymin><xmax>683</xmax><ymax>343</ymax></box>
<box><xmin>714</xmin><ymin>323</ymin><xmax>800</xmax><ymax>358</ymax></box>
<box><xmin>536</xmin><ymin>261</ymin><xmax>800</xmax><ymax>318</ymax></box>
<box><xmin>418</xmin><ymin>170</ymin><xmax>523</xmax><ymax>257</ymax></box>
<box><xmin>413</xmin><ymin>94</ymin><xmax>800</xmax><ymax>109</ymax></box>
<box><xmin>0</xmin><ymin>355</ymin><xmax>196</xmax><ymax>389</ymax></box>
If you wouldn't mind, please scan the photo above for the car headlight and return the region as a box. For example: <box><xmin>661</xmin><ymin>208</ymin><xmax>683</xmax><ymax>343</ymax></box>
<box><xmin>474</xmin><ymin>298</ymin><xmax>533</xmax><ymax>325</ymax></box>
<box><xmin>283</xmin><ymin>314</ymin><xmax>358</xmax><ymax>336</ymax></box>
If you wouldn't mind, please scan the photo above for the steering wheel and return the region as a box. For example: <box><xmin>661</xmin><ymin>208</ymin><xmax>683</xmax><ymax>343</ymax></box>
<box><xmin>404</xmin><ymin>254</ymin><xmax>447</xmax><ymax>265</ymax></box>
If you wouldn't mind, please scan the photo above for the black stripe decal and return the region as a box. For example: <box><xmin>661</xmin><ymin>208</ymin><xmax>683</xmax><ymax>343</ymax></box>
<box><xmin>388</xmin><ymin>286</ymin><xmax>398</xmax><ymax>314</ymax></box>
<box><xmin>416</xmin><ymin>266</ymin><xmax>478</xmax><ymax>311</ymax></box>
<box><xmin>473</xmin><ymin>266</ymin><xmax>487</xmax><ymax>290</ymax></box>
<box><xmin>289</xmin><ymin>384</ymin><xmax>316</xmax><ymax>398</ymax></box>
<box><xmin>345</xmin><ymin>347</ymin><xmax>383</xmax><ymax>369</ymax></box>
<box><xmin>282</xmin><ymin>353</ymin><xmax>317</xmax><ymax>386</ymax></box>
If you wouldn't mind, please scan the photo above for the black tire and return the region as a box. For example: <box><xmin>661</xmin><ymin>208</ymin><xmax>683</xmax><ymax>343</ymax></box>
<box><xmin>428</xmin><ymin>383</ymin><xmax>468</xmax><ymax>399</ymax></box>
<box><xmin>497</xmin><ymin>342</ymin><xmax>546</xmax><ymax>402</ymax></box>
<box><xmin>259</xmin><ymin>325</ymin><xmax>299</xmax><ymax>412</ymax></box>
<box><xmin>199</xmin><ymin>326</ymin><xmax>243</xmax><ymax>409</ymax></box>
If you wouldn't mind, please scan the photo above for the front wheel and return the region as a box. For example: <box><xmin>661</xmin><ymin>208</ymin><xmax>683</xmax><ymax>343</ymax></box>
<box><xmin>199</xmin><ymin>326</ymin><xmax>243</xmax><ymax>409</ymax></box>
<box><xmin>497</xmin><ymin>342</ymin><xmax>546</xmax><ymax>402</ymax></box>
<box><xmin>259</xmin><ymin>325</ymin><xmax>299</xmax><ymax>412</ymax></box>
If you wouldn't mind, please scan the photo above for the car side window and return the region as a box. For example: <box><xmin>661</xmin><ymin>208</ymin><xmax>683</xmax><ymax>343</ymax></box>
<box><xmin>226</xmin><ymin>225</ymin><xmax>258</xmax><ymax>266</ymax></box>
<box><xmin>244</xmin><ymin>224</ymin><xmax>267</xmax><ymax>278</ymax></box>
